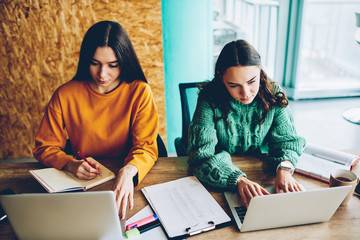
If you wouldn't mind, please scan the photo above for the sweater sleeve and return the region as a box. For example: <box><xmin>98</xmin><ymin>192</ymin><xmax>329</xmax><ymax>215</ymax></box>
<box><xmin>188</xmin><ymin>97</ymin><xmax>244</xmax><ymax>191</ymax></box>
<box><xmin>266</xmin><ymin>105</ymin><xmax>306</xmax><ymax>168</ymax></box>
<box><xmin>33</xmin><ymin>90</ymin><xmax>74</xmax><ymax>169</ymax></box>
<box><xmin>124</xmin><ymin>84</ymin><xmax>159</xmax><ymax>184</ymax></box>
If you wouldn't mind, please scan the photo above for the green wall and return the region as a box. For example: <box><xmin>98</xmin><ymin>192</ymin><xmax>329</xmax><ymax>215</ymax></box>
<box><xmin>162</xmin><ymin>0</ymin><xmax>213</xmax><ymax>153</ymax></box>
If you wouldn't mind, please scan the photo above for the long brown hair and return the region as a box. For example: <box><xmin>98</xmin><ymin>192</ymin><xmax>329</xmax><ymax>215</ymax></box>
<box><xmin>199</xmin><ymin>39</ymin><xmax>288</xmax><ymax>125</ymax></box>
<box><xmin>72</xmin><ymin>21</ymin><xmax>147</xmax><ymax>83</ymax></box>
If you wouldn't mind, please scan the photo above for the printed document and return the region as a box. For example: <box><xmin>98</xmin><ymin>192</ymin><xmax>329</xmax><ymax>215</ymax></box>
<box><xmin>141</xmin><ymin>176</ymin><xmax>230</xmax><ymax>238</ymax></box>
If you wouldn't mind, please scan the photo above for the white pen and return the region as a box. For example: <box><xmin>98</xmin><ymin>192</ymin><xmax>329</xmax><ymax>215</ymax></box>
<box><xmin>312</xmin><ymin>153</ymin><xmax>346</xmax><ymax>165</ymax></box>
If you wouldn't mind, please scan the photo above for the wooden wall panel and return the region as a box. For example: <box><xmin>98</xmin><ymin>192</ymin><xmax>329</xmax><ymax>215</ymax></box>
<box><xmin>0</xmin><ymin>0</ymin><xmax>165</xmax><ymax>159</ymax></box>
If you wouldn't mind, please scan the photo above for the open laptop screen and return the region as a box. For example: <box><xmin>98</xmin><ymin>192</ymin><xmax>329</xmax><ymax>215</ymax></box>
<box><xmin>0</xmin><ymin>191</ymin><xmax>124</xmax><ymax>240</ymax></box>
<box><xmin>225</xmin><ymin>186</ymin><xmax>351</xmax><ymax>232</ymax></box>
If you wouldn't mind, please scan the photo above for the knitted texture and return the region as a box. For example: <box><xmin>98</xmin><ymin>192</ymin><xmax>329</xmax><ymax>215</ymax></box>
<box><xmin>188</xmin><ymin>83</ymin><xmax>306</xmax><ymax>191</ymax></box>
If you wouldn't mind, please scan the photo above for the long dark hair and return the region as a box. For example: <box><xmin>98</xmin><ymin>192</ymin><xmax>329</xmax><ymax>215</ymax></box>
<box><xmin>72</xmin><ymin>21</ymin><xmax>147</xmax><ymax>83</ymax></box>
<box><xmin>199</xmin><ymin>39</ymin><xmax>288</xmax><ymax>125</ymax></box>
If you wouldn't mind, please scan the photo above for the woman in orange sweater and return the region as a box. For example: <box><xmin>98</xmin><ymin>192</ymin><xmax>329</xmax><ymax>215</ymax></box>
<box><xmin>33</xmin><ymin>21</ymin><xmax>159</xmax><ymax>218</ymax></box>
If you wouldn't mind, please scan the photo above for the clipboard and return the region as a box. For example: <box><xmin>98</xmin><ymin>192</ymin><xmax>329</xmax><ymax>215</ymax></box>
<box><xmin>141</xmin><ymin>176</ymin><xmax>231</xmax><ymax>239</ymax></box>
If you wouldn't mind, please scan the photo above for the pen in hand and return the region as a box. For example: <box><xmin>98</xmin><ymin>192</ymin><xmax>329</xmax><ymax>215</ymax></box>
<box><xmin>77</xmin><ymin>151</ymin><xmax>101</xmax><ymax>176</ymax></box>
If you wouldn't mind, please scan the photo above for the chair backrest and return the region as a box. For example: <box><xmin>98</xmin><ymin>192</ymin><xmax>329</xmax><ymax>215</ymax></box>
<box><xmin>174</xmin><ymin>82</ymin><xmax>203</xmax><ymax>156</ymax></box>
<box><xmin>157</xmin><ymin>134</ymin><xmax>168</xmax><ymax>157</ymax></box>
<box><xmin>179</xmin><ymin>82</ymin><xmax>201</xmax><ymax>144</ymax></box>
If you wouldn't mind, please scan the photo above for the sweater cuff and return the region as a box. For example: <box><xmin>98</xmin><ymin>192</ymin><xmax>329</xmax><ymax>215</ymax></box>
<box><xmin>226</xmin><ymin>171</ymin><xmax>246</xmax><ymax>191</ymax></box>
<box><xmin>269</xmin><ymin>138</ymin><xmax>306</xmax><ymax>169</ymax></box>
<box><xmin>194</xmin><ymin>151</ymin><xmax>246</xmax><ymax>191</ymax></box>
<box><xmin>269</xmin><ymin>149</ymin><xmax>301</xmax><ymax>169</ymax></box>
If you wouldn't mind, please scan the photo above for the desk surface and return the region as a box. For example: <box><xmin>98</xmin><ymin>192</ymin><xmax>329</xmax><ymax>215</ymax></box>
<box><xmin>1</xmin><ymin>156</ymin><xmax>360</xmax><ymax>240</ymax></box>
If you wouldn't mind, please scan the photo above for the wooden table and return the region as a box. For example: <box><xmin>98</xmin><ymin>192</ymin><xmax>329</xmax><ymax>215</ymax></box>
<box><xmin>1</xmin><ymin>156</ymin><xmax>360</xmax><ymax>240</ymax></box>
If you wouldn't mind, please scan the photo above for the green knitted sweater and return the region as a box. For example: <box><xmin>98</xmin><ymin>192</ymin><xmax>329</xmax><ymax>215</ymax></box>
<box><xmin>188</xmin><ymin>84</ymin><xmax>306</xmax><ymax>191</ymax></box>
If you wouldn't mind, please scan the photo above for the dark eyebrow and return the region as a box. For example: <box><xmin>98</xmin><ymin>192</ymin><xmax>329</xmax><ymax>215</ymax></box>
<box><xmin>227</xmin><ymin>75</ymin><xmax>257</xmax><ymax>85</ymax></box>
<box><xmin>247</xmin><ymin>75</ymin><xmax>257</xmax><ymax>82</ymax></box>
<box><xmin>91</xmin><ymin>58</ymin><xmax>118</xmax><ymax>64</ymax></box>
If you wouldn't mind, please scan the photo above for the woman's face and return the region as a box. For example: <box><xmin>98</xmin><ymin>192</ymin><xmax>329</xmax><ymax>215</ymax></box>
<box><xmin>89</xmin><ymin>46</ymin><xmax>121</xmax><ymax>93</ymax></box>
<box><xmin>222</xmin><ymin>65</ymin><xmax>261</xmax><ymax>104</ymax></box>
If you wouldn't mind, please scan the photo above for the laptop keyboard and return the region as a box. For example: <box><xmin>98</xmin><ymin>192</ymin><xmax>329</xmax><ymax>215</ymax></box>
<box><xmin>235</xmin><ymin>206</ymin><xmax>247</xmax><ymax>223</ymax></box>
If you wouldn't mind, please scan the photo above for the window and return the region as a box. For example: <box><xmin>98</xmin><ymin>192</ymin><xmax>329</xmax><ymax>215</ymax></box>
<box><xmin>292</xmin><ymin>0</ymin><xmax>360</xmax><ymax>98</ymax></box>
<box><xmin>213</xmin><ymin>0</ymin><xmax>360</xmax><ymax>99</ymax></box>
<box><xmin>213</xmin><ymin>0</ymin><xmax>279</xmax><ymax>78</ymax></box>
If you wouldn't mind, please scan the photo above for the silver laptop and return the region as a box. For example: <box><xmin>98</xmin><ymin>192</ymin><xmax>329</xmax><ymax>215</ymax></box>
<box><xmin>224</xmin><ymin>185</ymin><xmax>351</xmax><ymax>232</ymax></box>
<box><xmin>0</xmin><ymin>191</ymin><xmax>125</xmax><ymax>240</ymax></box>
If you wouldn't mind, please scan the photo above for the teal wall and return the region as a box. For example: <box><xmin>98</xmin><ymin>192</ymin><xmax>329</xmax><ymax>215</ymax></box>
<box><xmin>162</xmin><ymin>0</ymin><xmax>213</xmax><ymax>153</ymax></box>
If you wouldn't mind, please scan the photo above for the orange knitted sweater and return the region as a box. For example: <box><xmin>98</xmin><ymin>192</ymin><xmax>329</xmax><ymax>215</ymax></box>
<box><xmin>33</xmin><ymin>80</ymin><xmax>159</xmax><ymax>183</ymax></box>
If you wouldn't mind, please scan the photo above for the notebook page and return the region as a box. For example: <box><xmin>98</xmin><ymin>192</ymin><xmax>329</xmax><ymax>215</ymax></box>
<box><xmin>303</xmin><ymin>144</ymin><xmax>358</xmax><ymax>166</ymax></box>
<box><xmin>30</xmin><ymin>168</ymin><xmax>83</xmax><ymax>192</ymax></box>
<box><xmin>296</xmin><ymin>153</ymin><xmax>349</xmax><ymax>182</ymax></box>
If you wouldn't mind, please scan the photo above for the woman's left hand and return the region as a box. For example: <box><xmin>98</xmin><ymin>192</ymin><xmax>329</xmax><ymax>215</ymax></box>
<box><xmin>112</xmin><ymin>164</ymin><xmax>138</xmax><ymax>219</ymax></box>
<box><xmin>275</xmin><ymin>169</ymin><xmax>302</xmax><ymax>193</ymax></box>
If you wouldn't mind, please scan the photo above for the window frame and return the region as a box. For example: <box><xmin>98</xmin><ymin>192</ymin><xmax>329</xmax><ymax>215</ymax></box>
<box><xmin>276</xmin><ymin>0</ymin><xmax>360</xmax><ymax>100</ymax></box>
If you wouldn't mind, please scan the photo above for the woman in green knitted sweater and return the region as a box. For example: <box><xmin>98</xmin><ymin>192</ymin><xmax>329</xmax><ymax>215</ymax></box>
<box><xmin>188</xmin><ymin>40</ymin><xmax>306</xmax><ymax>207</ymax></box>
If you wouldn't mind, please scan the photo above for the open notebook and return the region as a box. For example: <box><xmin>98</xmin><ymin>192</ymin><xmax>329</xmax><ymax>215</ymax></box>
<box><xmin>30</xmin><ymin>160</ymin><xmax>115</xmax><ymax>193</ymax></box>
<box><xmin>296</xmin><ymin>144</ymin><xmax>360</xmax><ymax>183</ymax></box>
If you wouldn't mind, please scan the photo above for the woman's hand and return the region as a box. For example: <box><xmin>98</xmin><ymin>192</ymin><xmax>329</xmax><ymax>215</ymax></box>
<box><xmin>63</xmin><ymin>157</ymin><xmax>100</xmax><ymax>180</ymax></box>
<box><xmin>275</xmin><ymin>168</ymin><xmax>302</xmax><ymax>193</ymax></box>
<box><xmin>112</xmin><ymin>164</ymin><xmax>138</xmax><ymax>219</ymax></box>
<box><xmin>237</xmin><ymin>176</ymin><xmax>270</xmax><ymax>208</ymax></box>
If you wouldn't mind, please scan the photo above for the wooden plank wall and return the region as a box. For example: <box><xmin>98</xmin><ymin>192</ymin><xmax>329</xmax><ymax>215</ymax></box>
<box><xmin>0</xmin><ymin>0</ymin><xmax>166</xmax><ymax>159</ymax></box>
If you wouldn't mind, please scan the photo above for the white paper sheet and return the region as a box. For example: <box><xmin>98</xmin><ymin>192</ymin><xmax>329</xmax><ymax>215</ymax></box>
<box><xmin>141</xmin><ymin>176</ymin><xmax>231</xmax><ymax>238</ymax></box>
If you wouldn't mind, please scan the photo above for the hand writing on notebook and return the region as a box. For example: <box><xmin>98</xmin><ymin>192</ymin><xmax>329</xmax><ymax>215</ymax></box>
<box><xmin>64</xmin><ymin>157</ymin><xmax>101</xmax><ymax>179</ymax></box>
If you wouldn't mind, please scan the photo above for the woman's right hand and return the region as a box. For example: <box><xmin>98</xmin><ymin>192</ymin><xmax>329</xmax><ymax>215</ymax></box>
<box><xmin>63</xmin><ymin>157</ymin><xmax>100</xmax><ymax>180</ymax></box>
<box><xmin>237</xmin><ymin>176</ymin><xmax>270</xmax><ymax>208</ymax></box>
